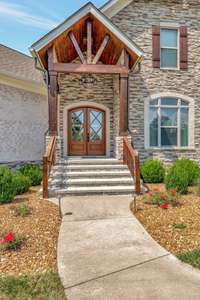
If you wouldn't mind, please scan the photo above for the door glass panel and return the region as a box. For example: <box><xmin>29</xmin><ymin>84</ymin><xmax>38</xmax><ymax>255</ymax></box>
<box><xmin>71</xmin><ymin>110</ymin><xmax>84</xmax><ymax>142</ymax></box>
<box><xmin>89</xmin><ymin>110</ymin><xmax>103</xmax><ymax>142</ymax></box>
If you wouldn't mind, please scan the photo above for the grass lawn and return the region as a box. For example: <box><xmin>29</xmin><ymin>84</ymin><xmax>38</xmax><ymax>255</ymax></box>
<box><xmin>134</xmin><ymin>183</ymin><xmax>200</xmax><ymax>269</ymax></box>
<box><xmin>0</xmin><ymin>271</ymin><xmax>66</xmax><ymax>300</ymax></box>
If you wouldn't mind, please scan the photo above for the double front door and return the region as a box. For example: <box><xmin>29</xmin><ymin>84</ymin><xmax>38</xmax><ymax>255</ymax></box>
<box><xmin>68</xmin><ymin>107</ymin><xmax>106</xmax><ymax>156</ymax></box>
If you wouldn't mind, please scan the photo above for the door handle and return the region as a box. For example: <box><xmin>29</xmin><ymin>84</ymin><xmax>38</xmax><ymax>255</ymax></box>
<box><xmin>87</xmin><ymin>133</ymin><xmax>90</xmax><ymax>142</ymax></box>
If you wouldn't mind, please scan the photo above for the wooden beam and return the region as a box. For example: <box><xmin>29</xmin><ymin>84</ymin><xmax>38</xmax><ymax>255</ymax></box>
<box><xmin>92</xmin><ymin>35</ymin><xmax>110</xmax><ymax>64</ymax></box>
<box><xmin>68</xmin><ymin>31</ymin><xmax>86</xmax><ymax>64</ymax></box>
<box><xmin>48</xmin><ymin>72</ymin><xmax>58</xmax><ymax>135</ymax></box>
<box><xmin>87</xmin><ymin>20</ymin><xmax>92</xmax><ymax>64</ymax></box>
<box><xmin>47</xmin><ymin>45</ymin><xmax>57</xmax><ymax>71</ymax></box>
<box><xmin>53</xmin><ymin>63</ymin><xmax>129</xmax><ymax>75</ymax></box>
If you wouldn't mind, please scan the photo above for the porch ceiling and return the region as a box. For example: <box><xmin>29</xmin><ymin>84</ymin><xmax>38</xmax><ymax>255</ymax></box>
<box><xmin>30</xmin><ymin>3</ymin><xmax>143</xmax><ymax>70</ymax></box>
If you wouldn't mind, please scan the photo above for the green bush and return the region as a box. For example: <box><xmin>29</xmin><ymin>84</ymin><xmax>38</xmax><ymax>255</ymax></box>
<box><xmin>19</xmin><ymin>164</ymin><xmax>42</xmax><ymax>186</ymax></box>
<box><xmin>13</xmin><ymin>172</ymin><xmax>31</xmax><ymax>195</ymax></box>
<box><xmin>165</xmin><ymin>158</ymin><xmax>200</xmax><ymax>194</ymax></box>
<box><xmin>141</xmin><ymin>159</ymin><xmax>165</xmax><ymax>183</ymax></box>
<box><xmin>0</xmin><ymin>167</ymin><xmax>16</xmax><ymax>204</ymax></box>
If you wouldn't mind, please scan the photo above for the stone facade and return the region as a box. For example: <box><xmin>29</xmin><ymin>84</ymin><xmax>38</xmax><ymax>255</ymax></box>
<box><xmin>112</xmin><ymin>0</ymin><xmax>200</xmax><ymax>163</ymax></box>
<box><xmin>0</xmin><ymin>83</ymin><xmax>48</xmax><ymax>164</ymax></box>
<box><xmin>58</xmin><ymin>73</ymin><xmax>121</xmax><ymax>158</ymax></box>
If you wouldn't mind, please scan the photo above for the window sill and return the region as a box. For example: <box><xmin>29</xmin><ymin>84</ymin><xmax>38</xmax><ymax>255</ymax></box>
<box><xmin>160</xmin><ymin>67</ymin><xmax>180</xmax><ymax>71</ymax></box>
<box><xmin>145</xmin><ymin>147</ymin><xmax>195</xmax><ymax>151</ymax></box>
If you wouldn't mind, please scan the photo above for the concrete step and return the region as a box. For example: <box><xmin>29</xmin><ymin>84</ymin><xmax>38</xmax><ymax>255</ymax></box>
<box><xmin>49</xmin><ymin>185</ymin><xmax>136</xmax><ymax>197</ymax></box>
<box><xmin>58</xmin><ymin>158</ymin><xmax>123</xmax><ymax>165</ymax></box>
<box><xmin>49</xmin><ymin>177</ymin><xmax>134</xmax><ymax>187</ymax></box>
<box><xmin>53</xmin><ymin>164</ymin><xmax>128</xmax><ymax>172</ymax></box>
<box><xmin>50</xmin><ymin>170</ymin><xmax>131</xmax><ymax>179</ymax></box>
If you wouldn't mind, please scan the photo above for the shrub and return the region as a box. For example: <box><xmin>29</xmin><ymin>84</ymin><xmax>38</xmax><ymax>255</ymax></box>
<box><xmin>196</xmin><ymin>177</ymin><xmax>200</xmax><ymax>195</ymax></box>
<box><xmin>143</xmin><ymin>189</ymin><xmax>179</xmax><ymax>207</ymax></box>
<box><xmin>15</xmin><ymin>203</ymin><xmax>32</xmax><ymax>217</ymax></box>
<box><xmin>0</xmin><ymin>232</ymin><xmax>25</xmax><ymax>251</ymax></box>
<box><xmin>13</xmin><ymin>172</ymin><xmax>31</xmax><ymax>195</ymax></box>
<box><xmin>165</xmin><ymin>158</ymin><xmax>200</xmax><ymax>194</ymax></box>
<box><xmin>141</xmin><ymin>159</ymin><xmax>165</xmax><ymax>183</ymax></box>
<box><xmin>0</xmin><ymin>167</ymin><xmax>16</xmax><ymax>204</ymax></box>
<box><xmin>19</xmin><ymin>164</ymin><xmax>42</xmax><ymax>186</ymax></box>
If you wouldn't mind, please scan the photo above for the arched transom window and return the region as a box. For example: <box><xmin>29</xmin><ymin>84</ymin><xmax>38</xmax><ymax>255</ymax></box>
<box><xmin>146</xmin><ymin>97</ymin><xmax>192</xmax><ymax>148</ymax></box>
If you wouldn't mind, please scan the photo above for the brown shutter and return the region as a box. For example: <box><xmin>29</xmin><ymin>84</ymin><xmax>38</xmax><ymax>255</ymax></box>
<box><xmin>180</xmin><ymin>26</ymin><xmax>188</xmax><ymax>70</ymax></box>
<box><xmin>152</xmin><ymin>25</ymin><xmax>160</xmax><ymax>68</ymax></box>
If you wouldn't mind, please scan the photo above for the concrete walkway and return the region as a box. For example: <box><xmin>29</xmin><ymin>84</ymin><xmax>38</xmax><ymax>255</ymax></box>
<box><xmin>57</xmin><ymin>195</ymin><xmax>200</xmax><ymax>300</ymax></box>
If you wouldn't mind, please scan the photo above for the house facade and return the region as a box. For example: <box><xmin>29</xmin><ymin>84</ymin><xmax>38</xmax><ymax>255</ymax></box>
<box><xmin>29</xmin><ymin>0</ymin><xmax>200</xmax><ymax>166</ymax></box>
<box><xmin>0</xmin><ymin>45</ymin><xmax>47</xmax><ymax>166</ymax></box>
<box><xmin>0</xmin><ymin>0</ymin><xmax>200</xmax><ymax>170</ymax></box>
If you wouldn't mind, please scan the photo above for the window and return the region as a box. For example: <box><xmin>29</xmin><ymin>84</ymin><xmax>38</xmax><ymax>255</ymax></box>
<box><xmin>160</xmin><ymin>29</ymin><xmax>179</xmax><ymax>69</ymax></box>
<box><xmin>148</xmin><ymin>97</ymin><xmax>189</xmax><ymax>148</ymax></box>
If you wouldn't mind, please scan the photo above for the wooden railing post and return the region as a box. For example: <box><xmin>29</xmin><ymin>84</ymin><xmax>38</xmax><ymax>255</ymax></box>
<box><xmin>134</xmin><ymin>152</ymin><xmax>141</xmax><ymax>194</ymax></box>
<box><xmin>43</xmin><ymin>156</ymin><xmax>48</xmax><ymax>199</ymax></box>
<box><xmin>42</xmin><ymin>136</ymin><xmax>57</xmax><ymax>199</ymax></box>
<box><xmin>123</xmin><ymin>137</ymin><xmax>141</xmax><ymax>195</ymax></box>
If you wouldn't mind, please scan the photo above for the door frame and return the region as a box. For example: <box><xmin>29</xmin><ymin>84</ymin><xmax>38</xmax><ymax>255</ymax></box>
<box><xmin>63</xmin><ymin>102</ymin><xmax>111</xmax><ymax>157</ymax></box>
<box><xmin>68</xmin><ymin>106</ymin><xmax>106</xmax><ymax>156</ymax></box>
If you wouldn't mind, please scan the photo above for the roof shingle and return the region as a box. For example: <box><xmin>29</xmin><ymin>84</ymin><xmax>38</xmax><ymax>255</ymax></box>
<box><xmin>0</xmin><ymin>44</ymin><xmax>43</xmax><ymax>84</ymax></box>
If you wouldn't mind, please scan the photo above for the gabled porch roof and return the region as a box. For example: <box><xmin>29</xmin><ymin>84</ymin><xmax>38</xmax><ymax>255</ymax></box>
<box><xmin>30</xmin><ymin>2</ymin><xmax>143</xmax><ymax>71</ymax></box>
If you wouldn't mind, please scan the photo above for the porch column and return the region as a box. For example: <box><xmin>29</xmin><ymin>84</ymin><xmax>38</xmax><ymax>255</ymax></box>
<box><xmin>119</xmin><ymin>49</ymin><xmax>129</xmax><ymax>136</ymax></box>
<box><xmin>119</xmin><ymin>73</ymin><xmax>129</xmax><ymax>136</ymax></box>
<box><xmin>48</xmin><ymin>71</ymin><xmax>58</xmax><ymax>135</ymax></box>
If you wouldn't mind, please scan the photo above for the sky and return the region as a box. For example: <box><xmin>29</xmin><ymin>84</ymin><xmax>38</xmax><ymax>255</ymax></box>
<box><xmin>0</xmin><ymin>0</ymin><xmax>108</xmax><ymax>56</ymax></box>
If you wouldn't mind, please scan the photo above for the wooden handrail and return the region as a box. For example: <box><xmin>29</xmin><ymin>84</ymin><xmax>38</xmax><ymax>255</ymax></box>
<box><xmin>123</xmin><ymin>137</ymin><xmax>141</xmax><ymax>194</ymax></box>
<box><xmin>43</xmin><ymin>136</ymin><xmax>57</xmax><ymax>198</ymax></box>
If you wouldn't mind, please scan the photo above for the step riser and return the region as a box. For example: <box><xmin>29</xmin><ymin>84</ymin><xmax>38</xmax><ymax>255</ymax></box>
<box><xmin>49</xmin><ymin>181</ymin><xmax>134</xmax><ymax>187</ymax></box>
<box><xmin>53</xmin><ymin>165</ymin><xmax>128</xmax><ymax>172</ymax></box>
<box><xmin>50</xmin><ymin>171</ymin><xmax>131</xmax><ymax>178</ymax></box>
<box><xmin>58</xmin><ymin>159</ymin><xmax>123</xmax><ymax>166</ymax></box>
<box><xmin>49</xmin><ymin>190</ymin><xmax>134</xmax><ymax>197</ymax></box>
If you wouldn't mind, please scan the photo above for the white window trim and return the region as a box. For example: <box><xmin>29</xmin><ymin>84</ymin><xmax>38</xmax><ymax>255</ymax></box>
<box><xmin>160</xmin><ymin>26</ymin><xmax>180</xmax><ymax>70</ymax></box>
<box><xmin>144</xmin><ymin>93</ymin><xmax>195</xmax><ymax>150</ymax></box>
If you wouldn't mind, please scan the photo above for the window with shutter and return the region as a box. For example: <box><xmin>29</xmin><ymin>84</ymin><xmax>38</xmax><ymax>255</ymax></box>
<box><xmin>152</xmin><ymin>25</ymin><xmax>188</xmax><ymax>70</ymax></box>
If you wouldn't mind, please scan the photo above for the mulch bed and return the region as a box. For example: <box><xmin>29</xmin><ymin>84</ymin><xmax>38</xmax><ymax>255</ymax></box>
<box><xmin>135</xmin><ymin>184</ymin><xmax>200</xmax><ymax>255</ymax></box>
<box><xmin>0</xmin><ymin>188</ymin><xmax>61</xmax><ymax>276</ymax></box>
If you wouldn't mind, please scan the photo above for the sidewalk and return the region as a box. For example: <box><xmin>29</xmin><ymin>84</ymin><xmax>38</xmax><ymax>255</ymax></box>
<box><xmin>57</xmin><ymin>195</ymin><xmax>200</xmax><ymax>300</ymax></box>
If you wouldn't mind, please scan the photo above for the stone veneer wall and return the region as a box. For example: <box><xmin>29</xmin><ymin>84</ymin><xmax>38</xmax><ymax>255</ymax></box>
<box><xmin>112</xmin><ymin>0</ymin><xmax>200</xmax><ymax>163</ymax></box>
<box><xmin>0</xmin><ymin>83</ymin><xmax>48</xmax><ymax>164</ymax></box>
<box><xmin>58</xmin><ymin>73</ymin><xmax>119</xmax><ymax>158</ymax></box>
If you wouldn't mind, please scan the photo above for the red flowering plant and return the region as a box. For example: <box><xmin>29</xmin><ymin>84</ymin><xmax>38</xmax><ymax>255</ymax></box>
<box><xmin>143</xmin><ymin>189</ymin><xmax>180</xmax><ymax>208</ymax></box>
<box><xmin>0</xmin><ymin>232</ymin><xmax>25</xmax><ymax>251</ymax></box>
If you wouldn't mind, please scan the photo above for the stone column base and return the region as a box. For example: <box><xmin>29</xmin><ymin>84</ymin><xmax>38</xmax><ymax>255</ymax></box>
<box><xmin>45</xmin><ymin>135</ymin><xmax>61</xmax><ymax>161</ymax></box>
<box><xmin>115</xmin><ymin>135</ymin><xmax>132</xmax><ymax>160</ymax></box>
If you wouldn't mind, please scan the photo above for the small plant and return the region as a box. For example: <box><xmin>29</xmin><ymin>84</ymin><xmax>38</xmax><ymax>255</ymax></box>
<box><xmin>13</xmin><ymin>172</ymin><xmax>31</xmax><ymax>195</ymax></box>
<box><xmin>0</xmin><ymin>167</ymin><xmax>16</xmax><ymax>204</ymax></box>
<box><xmin>19</xmin><ymin>164</ymin><xmax>42</xmax><ymax>186</ymax></box>
<box><xmin>141</xmin><ymin>159</ymin><xmax>165</xmax><ymax>183</ymax></box>
<box><xmin>15</xmin><ymin>203</ymin><xmax>32</xmax><ymax>217</ymax></box>
<box><xmin>0</xmin><ymin>232</ymin><xmax>25</xmax><ymax>251</ymax></box>
<box><xmin>143</xmin><ymin>189</ymin><xmax>179</xmax><ymax>207</ymax></box>
<box><xmin>173</xmin><ymin>223</ymin><xmax>187</xmax><ymax>229</ymax></box>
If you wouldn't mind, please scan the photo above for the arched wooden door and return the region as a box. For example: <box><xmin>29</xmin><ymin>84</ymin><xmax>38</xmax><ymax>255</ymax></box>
<box><xmin>68</xmin><ymin>107</ymin><xmax>106</xmax><ymax>156</ymax></box>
